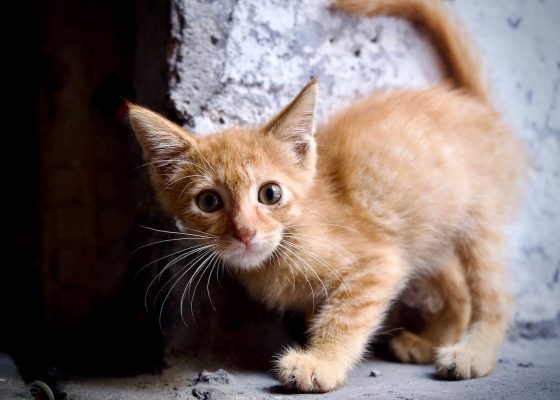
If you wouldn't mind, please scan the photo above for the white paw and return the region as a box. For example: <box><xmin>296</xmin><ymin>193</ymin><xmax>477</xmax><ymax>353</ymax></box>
<box><xmin>275</xmin><ymin>349</ymin><xmax>344</xmax><ymax>393</ymax></box>
<box><xmin>436</xmin><ymin>344</ymin><xmax>495</xmax><ymax>379</ymax></box>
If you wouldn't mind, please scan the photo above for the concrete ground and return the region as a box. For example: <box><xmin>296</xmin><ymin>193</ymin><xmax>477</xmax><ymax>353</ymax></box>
<box><xmin>0</xmin><ymin>353</ymin><xmax>31</xmax><ymax>399</ymax></box>
<box><xmin>49</xmin><ymin>338</ymin><xmax>559</xmax><ymax>400</ymax></box>
<box><xmin>3</xmin><ymin>1</ymin><xmax>556</xmax><ymax>399</ymax></box>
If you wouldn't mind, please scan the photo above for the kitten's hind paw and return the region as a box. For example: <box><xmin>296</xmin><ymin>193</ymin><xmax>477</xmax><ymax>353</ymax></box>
<box><xmin>275</xmin><ymin>349</ymin><xmax>344</xmax><ymax>393</ymax></box>
<box><xmin>390</xmin><ymin>331</ymin><xmax>434</xmax><ymax>364</ymax></box>
<box><xmin>436</xmin><ymin>344</ymin><xmax>495</xmax><ymax>379</ymax></box>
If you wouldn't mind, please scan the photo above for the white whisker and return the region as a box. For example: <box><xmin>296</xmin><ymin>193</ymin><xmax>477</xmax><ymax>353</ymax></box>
<box><xmin>286</xmin><ymin>222</ymin><xmax>360</xmax><ymax>235</ymax></box>
<box><xmin>191</xmin><ymin>146</ymin><xmax>218</xmax><ymax>176</ymax></box>
<box><xmin>178</xmin><ymin>180</ymin><xmax>200</xmax><ymax>199</ymax></box>
<box><xmin>135</xmin><ymin>158</ymin><xmax>189</xmax><ymax>170</ymax></box>
<box><xmin>128</xmin><ymin>237</ymin><xmax>211</xmax><ymax>263</ymax></box>
<box><xmin>156</xmin><ymin>247</ymin><xmax>216</xmax><ymax>331</ymax></box>
<box><xmin>155</xmin><ymin>247</ymin><xmax>214</xmax><ymax>306</ymax></box>
<box><xmin>277</xmin><ymin>244</ymin><xmax>316</xmax><ymax>312</ymax></box>
<box><xmin>185</xmin><ymin>250</ymin><xmax>217</xmax><ymax>321</ymax></box>
<box><xmin>283</xmin><ymin>232</ymin><xmax>357</xmax><ymax>271</ymax></box>
<box><xmin>136</xmin><ymin>159</ymin><xmax>212</xmax><ymax>176</ymax></box>
<box><xmin>205</xmin><ymin>254</ymin><xmax>220</xmax><ymax>311</ymax></box>
<box><xmin>139</xmin><ymin>224</ymin><xmax>217</xmax><ymax>238</ymax></box>
<box><xmin>135</xmin><ymin>243</ymin><xmax>203</xmax><ymax>280</ymax></box>
<box><xmin>280</xmin><ymin>242</ymin><xmax>329</xmax><ymax>301</ymax></box>
<box><xmin>160</xmin><ymin>173</ymin><xmax>210</xmax><ymax>193</ymax></box>
<box><xmin>145</xmin><ymin>243</ymin><xmax>216</xmax><ymax>310</ymax></box>
<box><xmin>281</xmin><ymin>237</ymin><xmax>347</xmax><ymax>289</ymax></box>
<box><xmin>271</xmin><ymin>247</ymin><xmax>295</xmax><ymax>292</ymax></box>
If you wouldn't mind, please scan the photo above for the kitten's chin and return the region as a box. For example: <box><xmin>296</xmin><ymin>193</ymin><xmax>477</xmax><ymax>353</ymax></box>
<box><xmin>220</xmin><ymin>232</ymin><xmax>283</xmax><ymax>271</ymax></box>
<box><xmin>225</xmin><ymin>250</ymin><xmax>272</xmax><ymax>270</ymax></box>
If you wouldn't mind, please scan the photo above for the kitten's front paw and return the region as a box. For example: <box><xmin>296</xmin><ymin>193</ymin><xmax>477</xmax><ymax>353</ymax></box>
<box><xmin>275</xmin><ymin>349</ymin><xmax>344</xmax><ymax>392</ymax></box>
<box><xmin>436</xmin><ymin>344</ymin><xmax>495</xmax><ymax>379</ymax></box>
<box><xmin>390</xmin><ymin>331</ymin><xmax>434</xmax><ymax>364</ymax></box>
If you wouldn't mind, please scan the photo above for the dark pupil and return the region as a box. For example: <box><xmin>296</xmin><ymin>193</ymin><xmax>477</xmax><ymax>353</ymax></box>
<box><xmin>204</xmin><ymin>194</ymin><xmax>216</xmax><ymax>208</ymax></box>
<box><xmin>266</xmin><ymin>187</ymin><xmax>275</xmax><ymax>201</ymax></box>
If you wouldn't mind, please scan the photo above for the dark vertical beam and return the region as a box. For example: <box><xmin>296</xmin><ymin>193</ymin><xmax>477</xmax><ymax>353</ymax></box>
<box><xmin>1</xmin><ymin>0</ymin><xmax>44</xmax><ymax>385</ymax></box>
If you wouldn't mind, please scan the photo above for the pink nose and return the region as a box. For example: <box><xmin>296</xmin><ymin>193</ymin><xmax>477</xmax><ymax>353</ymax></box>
<box><xmin>233</xmin><ymin>229</ymin><xmax>256</xmax><ymax>246</ymax></box>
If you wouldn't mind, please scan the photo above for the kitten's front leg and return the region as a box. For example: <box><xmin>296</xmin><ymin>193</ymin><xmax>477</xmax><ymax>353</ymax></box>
<box><xmin>276</xmin><ymin>249</ymin><xmax>406</xmax><ymax>392</ymax></box>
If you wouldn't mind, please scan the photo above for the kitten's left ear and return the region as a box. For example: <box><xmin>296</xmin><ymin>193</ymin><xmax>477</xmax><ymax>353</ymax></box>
<box><xmin>262</xmin><ymin>79</ymin><xmax>318</xmax><ymax>169</ymax></box>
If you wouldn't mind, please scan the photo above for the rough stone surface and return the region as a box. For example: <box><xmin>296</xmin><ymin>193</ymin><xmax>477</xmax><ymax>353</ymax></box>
<box><xmin>168</xmin><ymin>0</ymin><xmax>560</xmax><ymax>325</ymax></box>
<box><xmin>60</xmin><ymin>338</ymin><xmax>560</xmax><ymax>399</ymax></box>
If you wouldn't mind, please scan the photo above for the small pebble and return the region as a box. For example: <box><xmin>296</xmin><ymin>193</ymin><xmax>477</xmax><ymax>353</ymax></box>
<box><xmin>369</xmin><ymin>369</ymin><xmax>382</xmax><ymax>377</ymax></box>
<box><xmin>517</xmin><ymin>362</ymin><xmax>534</xmax><ymax>368</ymax></box>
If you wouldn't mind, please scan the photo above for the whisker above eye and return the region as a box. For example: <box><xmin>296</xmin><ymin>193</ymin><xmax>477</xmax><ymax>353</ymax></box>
<box><xmin>160</xmin><ymin>173</ymin><xmax>210</xmax><ymax>193</ymax></box>
<box><xmin>134</xmin><ymin>158</ymin><xmax>190</xmax><ymax>170</ymax></box>
<box><xmin>189</xmin><ymin>146</ymin><xmax>218</xmax><ymax>176</ymax></box>
<box><xmin>135</xmin><ymin>159</ymin><xmax>212</xmax><ymax>175</ymax></box>
<box><xmin>178</xmin><ymin>180</ymin><xmax>199</xmax><ymax>199</ymax></box>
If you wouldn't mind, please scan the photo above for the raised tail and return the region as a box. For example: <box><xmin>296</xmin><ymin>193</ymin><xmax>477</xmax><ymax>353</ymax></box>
<box><xmin>333</xmin><ymin>0</ymin><xmax>488</xmax><ymax>102</ymax></box>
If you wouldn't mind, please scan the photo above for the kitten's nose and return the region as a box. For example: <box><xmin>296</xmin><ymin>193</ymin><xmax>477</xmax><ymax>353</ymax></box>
<box><xmin>233</xmin><ymin>228</ymin><xmax>256</xmax><ymax>246</ymax></box>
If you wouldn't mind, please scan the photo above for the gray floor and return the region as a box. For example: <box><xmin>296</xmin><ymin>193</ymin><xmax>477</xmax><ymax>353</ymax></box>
<box><xmin>0</xmin><ymin>353</ymin><xmax>30</xmax><ymax>399</ymax></box>
<box><xmin>48</xmin><ymin>338</ymin><xmax>559</xmax><ymax>400</ymax></box>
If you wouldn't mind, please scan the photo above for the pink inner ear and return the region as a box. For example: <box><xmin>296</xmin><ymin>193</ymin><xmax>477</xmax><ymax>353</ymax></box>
<box><xmin>292</xmin><ymin>141</ymin><xmax>310</xmax><ymax>160</ymax></box>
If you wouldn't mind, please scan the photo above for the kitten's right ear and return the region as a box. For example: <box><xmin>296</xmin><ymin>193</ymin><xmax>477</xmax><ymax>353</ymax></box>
<box><xmin>127</xmin><ymin>104</ymin><xmax>196</xmax><ymax>173</ymax></box>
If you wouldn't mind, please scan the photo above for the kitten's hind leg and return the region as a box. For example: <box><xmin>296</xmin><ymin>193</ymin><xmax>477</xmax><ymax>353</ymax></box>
<box><xmin>275</xmin><ymin>247</ymin><xmax>407</xmax><ymax>393</ymax></box>
<box><xmin>390</xmin><ymin>330</ymin><xmax>434</xmax><ymax>364</ymax></box>
<box><xmin>436</xmin><ymin>230</ymin><xmax>511</xmax><ymax>380</ymax></box>
<box><xmin>391</xmin><ymin>255</ymin><xmax>471</xmax><ymax>364</ymax></box>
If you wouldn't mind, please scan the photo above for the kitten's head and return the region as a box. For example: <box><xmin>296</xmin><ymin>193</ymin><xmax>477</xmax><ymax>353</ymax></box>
<box><xmin>129</xmin><ymin>80</ymin><xmax>317</xmax><ymax>270</ymax></box>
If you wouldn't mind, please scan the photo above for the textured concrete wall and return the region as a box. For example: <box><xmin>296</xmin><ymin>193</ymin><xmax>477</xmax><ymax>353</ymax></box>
<box><xmin>167</xmin><ymin>0</ymin><xmax>560</xmax><ymax>324</ymax></box>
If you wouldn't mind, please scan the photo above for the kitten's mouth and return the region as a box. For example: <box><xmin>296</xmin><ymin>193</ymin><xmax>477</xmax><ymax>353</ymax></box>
<box><xmin>221</xmin><ymin>240</ymin><xmax>277</xmax><ymax>270</ymax></box>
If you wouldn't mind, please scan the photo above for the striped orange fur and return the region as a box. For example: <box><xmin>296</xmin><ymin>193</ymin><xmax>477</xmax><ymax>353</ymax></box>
<box><xmin>128</xmin><ymin>0</ymin><xmax>526</xmax><ymax>392</ymax></box>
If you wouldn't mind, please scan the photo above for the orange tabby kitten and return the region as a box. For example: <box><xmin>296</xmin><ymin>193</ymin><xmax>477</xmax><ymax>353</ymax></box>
<box><xmin>128</xmin><ymin>0</ymin><xmax>525</xmax><ymax>392</ymax></box>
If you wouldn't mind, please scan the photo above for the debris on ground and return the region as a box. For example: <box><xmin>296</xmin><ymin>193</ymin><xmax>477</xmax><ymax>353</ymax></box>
<box><xmin>192</xmin><ymin>387</ymin><xmax>219</xmax><ymax>400</ymax></box>
<box><xmin>195</xmin><ymin>369</ymin><xmax>232</xmax><ymax>385</ymax></box>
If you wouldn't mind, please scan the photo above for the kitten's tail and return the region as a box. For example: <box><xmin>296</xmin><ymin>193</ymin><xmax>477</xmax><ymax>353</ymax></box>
<box><xmin>333</xmin><ymin>0</ymin><xmax>488</xmax><ymax>102</ymax></box>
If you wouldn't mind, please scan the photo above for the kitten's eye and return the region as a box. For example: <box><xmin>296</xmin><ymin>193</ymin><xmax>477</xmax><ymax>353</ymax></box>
<box><xmin>196</xmin><ymin>190</ymin><xmax>223</xmax><ymax>213</ymax></box>
<box><xmin>258</xmin><ymin>183</ymin><xmax>282</xmax><ymax>205</ymax></box>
